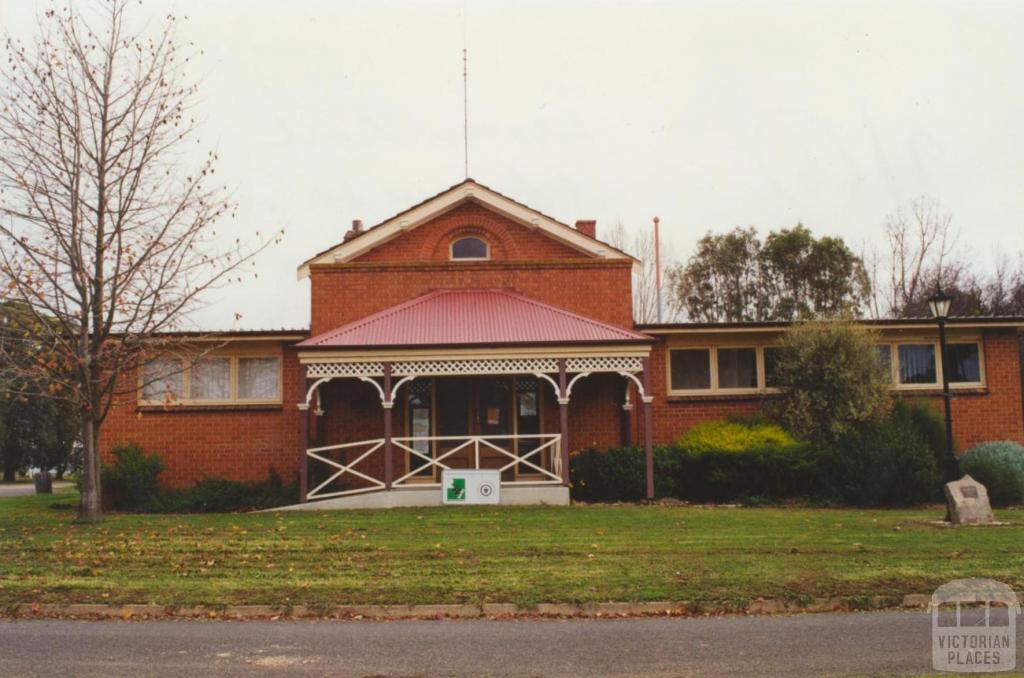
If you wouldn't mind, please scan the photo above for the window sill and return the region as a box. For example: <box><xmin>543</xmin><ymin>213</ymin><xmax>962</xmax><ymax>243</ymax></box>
<box><xmin>666</xmin><ymin>392</ymin><xmax>779</xmax><ymax>403</ymax></box>
<box><xmin>136</xmin><ymin>403</ymin><xmax>284</xmax><ymax>413</ymax></box>
<box><xmin>892</xmin><ymin>388</ymin><xmax>988</xmax><ymax>397</ymax></box>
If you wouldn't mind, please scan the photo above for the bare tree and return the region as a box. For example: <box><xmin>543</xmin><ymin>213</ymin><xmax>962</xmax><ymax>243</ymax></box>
<box><xmin>982</xmin><ymin>253</ymin><xmax>1024</xmax><ymax>316</ymax></box>
<box><xmin>865</xmin><ymin>196</ymin><xmax>966</xmax><ymax>317</ymax></box>
<box><xmin>0</xmin><ymin>2</ymin><xmax>276</xmax><ymax>521</ymax></box>
<box><xmin>606</xmin><ymin>220</ymin><xmax>674</xmax><ymax>323</ymax></box>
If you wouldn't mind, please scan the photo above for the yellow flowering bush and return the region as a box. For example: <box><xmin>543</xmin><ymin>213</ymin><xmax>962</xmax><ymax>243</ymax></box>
<box><xmin>676</xmin><ymin>419</ymin><xmax>798</xmax><ymax>455</ymax></box>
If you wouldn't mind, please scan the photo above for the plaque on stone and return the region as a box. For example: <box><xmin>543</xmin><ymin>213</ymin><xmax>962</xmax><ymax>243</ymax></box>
<box><xmin>944</xmin><ymin>475</ymin><xmax>994</xmax><ymax>525</ymax></box>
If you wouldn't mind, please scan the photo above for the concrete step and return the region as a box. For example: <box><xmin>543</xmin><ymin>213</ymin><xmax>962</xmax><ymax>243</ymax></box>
<box><xmin>268</xmin><ymin>484</ymin><xmax>570</xmax><ymax>511</ymax></box>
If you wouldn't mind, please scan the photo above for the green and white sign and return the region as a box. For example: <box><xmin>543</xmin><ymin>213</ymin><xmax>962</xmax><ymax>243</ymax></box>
<box><xmin>441</xmin><ymin>469</ymin><xmax>501</xmax><ymax>505</ymax></box>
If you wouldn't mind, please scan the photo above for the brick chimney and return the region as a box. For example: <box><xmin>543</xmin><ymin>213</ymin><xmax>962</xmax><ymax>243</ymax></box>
<box><xmin>575</xmin><ymin>219</ymin><xmax>597</xmax><ymax>239</ymax></box>
<box><xmin>343</xmin><ymin>219</ymin><xmax>363</xmax><ymax>242</ymax></box>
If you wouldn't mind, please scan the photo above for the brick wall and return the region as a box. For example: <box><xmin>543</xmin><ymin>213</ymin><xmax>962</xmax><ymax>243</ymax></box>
<box><xmin>932</xmin><ymin>330</ymin><xmax>1024</xmax><ymax>450</ymax></box>
<box><xmin>310</xmin><ymin>202</ymin><xmax>634</xmax><ymax>334</ymax></box>
<box><xmin>352</xmin><ymin>201</ymin><xmax>590</xmax><ymax>263</ymax></box>
<box><xmin>633</xmin><ymin>329</ymin><xmax>1024</xmax><ymax>450</ymax></box>
<box><xmin>99</xmin><ymin>344</ymin><xmax>305</xmax><ymax>489</ymax></box>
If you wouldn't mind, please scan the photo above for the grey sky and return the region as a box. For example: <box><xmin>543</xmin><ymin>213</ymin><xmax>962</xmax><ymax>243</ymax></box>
<box><xmin>3</xmin><ymin>0</ymin><xmax>1023</xmax><ymax>330</ymax></box>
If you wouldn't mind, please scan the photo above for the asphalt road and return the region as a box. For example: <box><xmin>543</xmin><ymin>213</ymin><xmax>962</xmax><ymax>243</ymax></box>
<box><xmin>0</xmin><ymin>482</ymin><xmax>72</xmax><ymax>498</ymax></box>
<box><xmin>1</xmin><ymin>610</ymin><xmax>1005</xmax><ymax>677</ymax></box>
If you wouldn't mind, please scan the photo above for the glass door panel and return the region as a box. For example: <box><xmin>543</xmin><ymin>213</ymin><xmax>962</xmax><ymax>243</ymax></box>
<box><xmin>477</xmin><ymin>378</ymin><xmax>512</xmax><ymax>473</ymax></box>
<box><xmin>514</xmin><ymin>377</ymin><xmax>543</xmax><ymax>476</ymax></box>
<box><xmin>406</xmin><ymin>380</ymin><xmax>433</xmax><ymax>478</ymax></box>
<box><xmin>436</xmin><ymin>378</ymin><xmax>472</xmax><ymax>470</ymax></box>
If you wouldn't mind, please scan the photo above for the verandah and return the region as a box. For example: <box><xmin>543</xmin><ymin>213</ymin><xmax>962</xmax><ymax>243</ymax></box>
<box><xmin>295</xmin><ymin>355</ymin><xmax>655</xmax><ymax>502</ymax></box>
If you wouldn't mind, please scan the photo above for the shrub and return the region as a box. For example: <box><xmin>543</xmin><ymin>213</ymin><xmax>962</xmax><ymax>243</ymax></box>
<box><xmin>675</xmin><ymin>444</ymin><xmax>816</xmax><ymax>503</ymax></box>
<box><xmin>672</xmin><ymin>418</ymin><xmax>811</xmax><ymax>502</ymax></box>
<box><xmin>101</xmin><ymin>442</ymin><xmax>295</xmax><ymax>512</ymax></box>
<box><xmin>813</xmin><ymin>406</ymin><xmax>941</xmax><ymax>506</ymax></box>
<box><xmin>893</xmin><ymin>398</ymin><xmax>949</xmax><ymax>471</ymax></box>
<box><xmin>102</xmin><ymin>443</ymin><xmax>164</xmax><ymax>510</ymax></box>
<box><xmin>772</xmin><ymin>318</ymin><xmax>891</xmax><ymax>446</ymax></box>
<box><xmin>676</xmin><ymin>419</ymin><xmax>799</xmax><ymax>455</ymax></box>
<box><xmin>154</xmin><ymin>471</ymin><xmax>296</xmax><ymax>513</ymax></box>
<box><xmin>960</xmin><ymin>441</ymin><xmax>1024</xmax><ymax>507</ymax></box>
<box><xmin>569</xmin><ymin>446</ymin><xmax>677</xmax><ymax>502</ymax></box>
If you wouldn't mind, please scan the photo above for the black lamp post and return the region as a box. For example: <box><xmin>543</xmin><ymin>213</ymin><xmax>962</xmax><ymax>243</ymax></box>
<box><xmin>928</xmin><ymin>288</ymin><xmax>958</xmax><ymax>482</ymax></box>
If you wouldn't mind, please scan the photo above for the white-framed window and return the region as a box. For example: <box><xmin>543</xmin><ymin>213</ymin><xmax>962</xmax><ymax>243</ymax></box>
<box><xmin>897</xmin><ymin>343</ymin><xmax>937</xmax><ymax>386</ymax></box>
<box><xmin>667</xmin><ymin>346</ymin><xmax>765</xmax><ymax>395</ymax></box>
<box><xmin>139</xmin><ymin>354</ymin><xmax>281</xmax><ymax>405</ymax></box>
<box><xmin>881</xmin><ymin>340</ymin><xmax>984</xmax><ymax>390</ymax></box>
<box><xmin>946</xmin><ymin>342</ymin><xmax>983</xmax><ymax>384</ymax></box>
<box><xmin>450</xmin><ymin>236</ymin><xmax>489</xmax><ymax>260</ymax></box>
<box><xmin>189</xmin><ymin>357</ymin><xmax>231</xmax><ymax>401</ymax></box>
<box><xmin>666</xmin><ymin>339</ymin><xmax>985</xmax><ymax>396</ymax></box>
<box><xmin>238</xmin><ymin>357</ymin><xmax>280</xmax><ymax>400</ymax></box>
<box><xmin>141</xmin><ymin>358</ymin><xmax>185</xmax><ymax>403</ymax></box>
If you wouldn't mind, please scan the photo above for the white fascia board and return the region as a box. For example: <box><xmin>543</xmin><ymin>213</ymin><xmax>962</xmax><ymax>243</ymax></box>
<box><xmin>296</xmin><ymin>183</ymin><xmax>632</xmax><ymax>279</ymax></box>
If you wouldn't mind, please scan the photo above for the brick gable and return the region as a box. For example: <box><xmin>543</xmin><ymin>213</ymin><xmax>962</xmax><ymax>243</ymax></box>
<box><xmin>351</xmin><ymin>201</ymin><xmax>591</xmax><ymax>264</ymax></box>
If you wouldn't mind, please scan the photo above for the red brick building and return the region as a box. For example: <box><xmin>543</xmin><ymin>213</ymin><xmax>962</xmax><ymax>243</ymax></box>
<box><xmin>101</xmin><ymin>180</ymin><xmax>1024</xmax><ymax>505</ymax></box>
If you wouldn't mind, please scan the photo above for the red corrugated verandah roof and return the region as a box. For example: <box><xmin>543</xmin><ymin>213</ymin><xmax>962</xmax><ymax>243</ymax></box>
<box><xmin>298</xmin><ymin>289</ymin><xmax>653</xmax><ymax>349</ymax></box>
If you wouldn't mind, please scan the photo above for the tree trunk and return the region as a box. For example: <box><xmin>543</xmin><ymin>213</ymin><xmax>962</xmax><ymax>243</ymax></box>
<box><xmin>77</xmin><ymin>414</ymin><xmax>102</xmax><ymax>522</ymax></box>
<box><xmin>2</xmin><ymin>466</ymin><xmax>14</xmax><ymax>483</ymax></box>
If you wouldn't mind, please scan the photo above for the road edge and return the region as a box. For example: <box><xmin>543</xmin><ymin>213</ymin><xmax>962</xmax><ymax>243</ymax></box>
<box><xmin>3</xmin><ymin>594</ymin><xmax>934</xmax><ymax>620</ymax></box>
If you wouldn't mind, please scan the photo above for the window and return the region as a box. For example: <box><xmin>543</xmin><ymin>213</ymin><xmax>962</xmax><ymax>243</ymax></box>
<box><xmin>670</xmin><ymin>349</ymin><xmax>712</xmax><ymax>391</ymax></box>
<box><xmin>141</xmin><ymin>359</ymin><xmax>183</xmax><ymax>402</ymax></box>
<box><xmin>897</xmin><ymin>344</ymin><xmax>937</xmax><ymax>385</ymax></box>
<box><xmin>947</xmin><ymin>343</ymin><xmax>981</xmax><ymax>384</ymax></box>
<box><xmin>668</xmin><ymin>347</ymin><xmax>762</xmax><ymax>393</ymax></box>
<box><xmin>139</xmin><ymin>354</ymin><xmax>281</xmax><ymax>405</ymax></box>
<box><xmin>189</xmin><ymin>357</ymin><xmax>230</xmax><ymax>401</ymax></box>
<box><xmin>874</xmin><ymin>341</ymin><xmax>982</xmax><ymax>390</ymax></box>
<box><xmin>450</xmin><ymin>236</ymin><xmax>489</xmax><ymax>260</ymax></box>
<box><xmin>238</xmin><ymin>357</ymin><xmax>280</xmax><ymax>400</ymax></box>
<box><xmin>666</xmin><ymin>340</ymin><xmax>985</xmax><ymax>397</ymax></box>
<box><xmin>717</xmin><ymin>348</ymin><xmax>758</xmax><ymax>389</ymax></box>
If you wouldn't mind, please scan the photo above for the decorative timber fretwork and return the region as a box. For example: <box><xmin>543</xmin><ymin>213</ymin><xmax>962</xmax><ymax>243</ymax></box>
<box><xmin>304</xmin><ymin>356</ymin><xmax>642</xmax><ymax>382</ymax></box>
<box><xmin>300</xmin><ymin>355</ymin><xmax>648</xmax><ymax>410</ymax></box>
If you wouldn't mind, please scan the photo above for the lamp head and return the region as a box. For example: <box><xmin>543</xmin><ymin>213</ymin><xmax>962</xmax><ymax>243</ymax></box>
<box><xmin>928</xmin><ymin>288</ymin><xmax>953</xmax><ymax>320</ymax></box>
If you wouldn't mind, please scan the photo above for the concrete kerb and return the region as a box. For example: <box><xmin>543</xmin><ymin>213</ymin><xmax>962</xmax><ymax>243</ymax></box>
<box><xmin>7</xmin><ymin>594</ymin><xmax>937</xmax><ymax>620</ymax></box>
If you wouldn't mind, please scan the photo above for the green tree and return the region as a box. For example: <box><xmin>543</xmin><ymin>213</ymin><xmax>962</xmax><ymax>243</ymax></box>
<box><xmin>667</xmin><ymin>225</ymin><xmax>869</xmax><ymax>322</ymax></box>
<box><xmin>668</xmin><ymin>227</ymin><xmax>765</xmax><ymax>322</ymax></box>
<box><xmin>0</xmin><ymin>302</ymin><xmax>79</xmax><ymax>481</ymax></box>
<box><xmin>772</xmin><ymin>318</ymin><xmax>891</xmax><ymax>446</ymax></box>
<box><xmin>761</xmin><ymin>225</ymin><xmax>869</xmax><ymax>320</ymax></box>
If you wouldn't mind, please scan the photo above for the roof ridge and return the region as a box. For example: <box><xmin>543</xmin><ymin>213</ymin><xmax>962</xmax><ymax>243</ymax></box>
<box><xmin>493</xmin><ymin>288</ymin><xmax>648</xmax><ymax>339</ymax></box>
<box><xmin>298</xmin><ymin>287</ymin><xmax>652</xmax><ymax>348</ymax></box>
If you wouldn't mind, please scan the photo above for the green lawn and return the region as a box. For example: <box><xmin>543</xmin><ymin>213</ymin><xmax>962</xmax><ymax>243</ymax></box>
<box><xmin>1</xmin><ymin>490</ymin><xmax>1022</xmax><ymax>609</ymax></box>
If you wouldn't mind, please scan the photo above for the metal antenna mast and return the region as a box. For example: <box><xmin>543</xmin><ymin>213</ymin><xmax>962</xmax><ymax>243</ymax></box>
<box><xmin>461</xmin><ymin>1</ymin><xmax>469</xmax><ymax>179</ymax></box>
<box><xmin>462</xmin><ymin>46</ymin><xmax>469</xmax><ymax>179</ymax></box>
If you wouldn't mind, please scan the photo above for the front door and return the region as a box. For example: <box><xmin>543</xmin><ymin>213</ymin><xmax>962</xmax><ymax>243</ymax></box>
<box><xmin>477</xmin><ymin>378</ymin><xmax>513</xmax><ymax>474</ymax></box>
<box><xmin>436</xmin><ymin>378</ymin><xmax>472</xmax><ymax>470</ymax></box>
<box><xmin>403</xmin><ymin>376</ymin><xmax>545</xmax><ymax>480</ymax></box>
